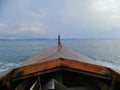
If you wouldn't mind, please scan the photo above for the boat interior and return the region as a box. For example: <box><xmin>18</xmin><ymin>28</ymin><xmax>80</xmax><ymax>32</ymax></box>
<box><xmin>3</xmin><ymin>67</ymin><xmax>118</xmax><ymax>90</ymax></box>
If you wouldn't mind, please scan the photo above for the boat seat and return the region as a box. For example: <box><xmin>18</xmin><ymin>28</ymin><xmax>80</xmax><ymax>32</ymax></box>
<box><xmin>44</xmin><ymin>86</ymin><xmax>99</xmax><ymax>90</ymax></box>
<box><xmin>45</xmin><ymin>86</ymin><xmax>99</xmax><ymax>90</ymax></box>
<box><xmin>55</xmin><ymin>86</ymin><xmax>99</xmax><ymax>90</ymax></box>
<box><xmin>43</xmin><ymin>79</ymin><xmax>100</xmax><ymax>90</ymax></box>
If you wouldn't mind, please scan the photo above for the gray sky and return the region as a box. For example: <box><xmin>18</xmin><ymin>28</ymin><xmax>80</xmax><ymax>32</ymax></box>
<box><xmin>0</xmin><ymin>0</ymin><xmax>120</xmax><ymax>39</ymax></box>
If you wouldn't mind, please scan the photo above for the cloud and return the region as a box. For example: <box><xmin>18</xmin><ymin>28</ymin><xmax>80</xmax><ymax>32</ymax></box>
<box><xmin>91</xmin><ymin>0</ymin><xmax>120</xmax><ymax>13</ymax></box>
<box><xmin>18</xmin><ymin>23</ymin><xmax>46</xmax><ymax>35</ymax></box>
<box><xmin>0</xmin><ymin>22</ymin><xmax>46</xmax><ymax>39</ymax></box>
<box><xmin>1</xmin><ymin>0</ymin><xmax>120</xmax><ymax>39</ymax></box>
<box><xmin>0</xmin><ymin>23</ymin><xmax>6</xmax><ymax>27</ymax></box>
<box><xmin>0</xmin><ymin>0</ymin><xmax>44</xmax><ymax>23</ymax></box>
<box><xmin>62</xmin><ymin>0</ymin><xmax>120</xmax><ymax>30</ymax></box>
<box><xmin>90</xmin><ymin>0</ymin><xmax>120</xmax><ymax>28</ymax></box>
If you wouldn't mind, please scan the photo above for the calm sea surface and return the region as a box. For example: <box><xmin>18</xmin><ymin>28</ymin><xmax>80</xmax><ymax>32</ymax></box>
<box><xmin>0</xmin><ymin>40</ymin><xmax>120</xmax><ymax>73</ymax></box>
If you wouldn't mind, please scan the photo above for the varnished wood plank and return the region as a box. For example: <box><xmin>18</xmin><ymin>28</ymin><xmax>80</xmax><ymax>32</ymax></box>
<box><xmin>12</xmin><ymin>58</ymin><xmax>111</xmax><ymax>79</ymax></box>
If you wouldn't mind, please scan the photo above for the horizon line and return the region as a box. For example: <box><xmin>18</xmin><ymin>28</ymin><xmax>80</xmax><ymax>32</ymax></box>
<box><xmin>0</xmin><ymin>38</ymin><xmax>120</xmax><ymax>40</ymax></box>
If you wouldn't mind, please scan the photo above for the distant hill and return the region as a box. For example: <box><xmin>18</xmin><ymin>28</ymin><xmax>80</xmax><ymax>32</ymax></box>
<box><xmin>0</xmin><ymin>38</ymin><xmax>80</xmax><ymax>40</ymax></box>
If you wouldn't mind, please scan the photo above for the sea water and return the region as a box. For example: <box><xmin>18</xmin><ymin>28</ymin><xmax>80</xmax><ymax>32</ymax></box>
<box><xmin>0</xmin><ymin>40</ymin><xmax>120</xmax><ymax>73</ymax></box>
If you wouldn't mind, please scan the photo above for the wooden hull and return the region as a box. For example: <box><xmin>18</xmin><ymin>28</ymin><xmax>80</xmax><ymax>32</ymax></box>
<box><xmin>0</xmin><ymin>60</ymin><xmax>120</xmax><ymax>90</ymax></box>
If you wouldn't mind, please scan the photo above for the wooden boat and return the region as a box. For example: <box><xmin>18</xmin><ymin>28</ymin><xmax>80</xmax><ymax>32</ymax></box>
<box><xmin>0</xmin><ymin>35</ymin><xmax>120</xmax><ymax>90</ymax></box>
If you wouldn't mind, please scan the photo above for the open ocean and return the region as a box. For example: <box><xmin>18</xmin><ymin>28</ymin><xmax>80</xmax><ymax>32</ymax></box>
<box><xmin>0</xmin><ymin>40</ymin><xmax>120</xmax><ymax>73</ymax></box>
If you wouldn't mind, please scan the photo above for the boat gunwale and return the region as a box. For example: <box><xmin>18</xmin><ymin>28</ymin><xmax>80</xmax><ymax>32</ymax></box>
<box><xmin>12</xmin><ymin>58</ymin><xmax>112</xmax><ymax>79</ymax></box>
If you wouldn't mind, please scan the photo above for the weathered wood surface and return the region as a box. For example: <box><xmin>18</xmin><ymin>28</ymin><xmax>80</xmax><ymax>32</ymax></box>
<box><xmin>19</xmin><ymin>45</ymin><xmax>101</xmax><ymax>67</ymax></box>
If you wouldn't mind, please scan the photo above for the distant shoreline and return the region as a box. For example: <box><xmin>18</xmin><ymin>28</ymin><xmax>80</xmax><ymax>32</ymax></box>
<box><xmin>0</xmin><ymin>38</ymin><xmax>120</xmax><ymax>41</ymax></box>
<box><xmin>0</xmin><ymin>38</ymin><xmax>79</xmax><ymax>40</ymax></box>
